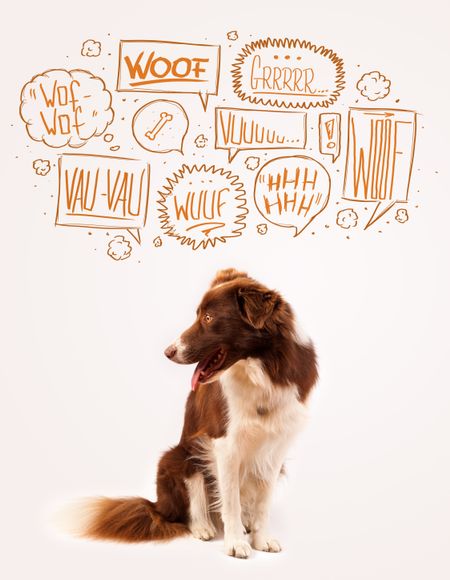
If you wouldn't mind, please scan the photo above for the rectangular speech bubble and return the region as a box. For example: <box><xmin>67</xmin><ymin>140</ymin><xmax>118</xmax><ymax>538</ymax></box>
<box><xmin>55</xmin><ymin>153</ymin><xmax>150</xmax><ymax>243</ymax></box>
<box><xmin>319</xmin><ymin>112</ymin><xmax>341</xmax><ymax>162</ymax></box>
<box><xmin>215</xmin><ymin>107</ymin><xmax>307</xmax><ymax>162</ymax></box>
<box><xmin>117</xmin><ymin>40</ymin><xmax>220</xmax><ymax>110</ymax></box>
<box><xmin>343</xmin><ymin>107</ymin><xmax>417</xmax><ymax>228</ymax></box>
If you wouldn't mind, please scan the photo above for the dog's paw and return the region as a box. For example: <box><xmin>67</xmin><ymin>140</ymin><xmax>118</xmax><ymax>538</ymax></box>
<box><xmin>190</xmin><ymin>521</ymin><xmax>216</xmax><ymax>541</ymax></box>
<box><xmin>252</xmin><ymin>535</ymin><xmax>282</xmax><ymax>553</ymax></box>
<box><xmin>225</xmin><ymin>538</ymin><xmax>252</xmax><ymax>558</ymax></box>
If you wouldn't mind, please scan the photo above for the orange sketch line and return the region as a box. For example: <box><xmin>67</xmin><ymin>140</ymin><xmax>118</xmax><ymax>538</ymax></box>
<box><xmin>252</xmin><ymin>92</ymin><xmax>329</xmax><ymax>97</ymax></box>
<box><xmin>129</xmin><ymin>79</ymin><xmax>207</xmax><ymax>87</ymax></box>
<box><xmin>65</xmin><ymin>213</ymin><xmax>135</xmax><ymax>220</ymax></box>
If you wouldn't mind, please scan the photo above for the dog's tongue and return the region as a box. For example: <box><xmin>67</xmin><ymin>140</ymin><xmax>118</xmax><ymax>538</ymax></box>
<box><xmin>191</xmin><ymin>364</ymin><xmax>203</xmax><ymax>392</ymax></box>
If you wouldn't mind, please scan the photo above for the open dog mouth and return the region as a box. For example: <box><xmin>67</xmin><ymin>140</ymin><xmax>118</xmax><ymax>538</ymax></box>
<box><xmin>191</xmin><ymin>348</ymin><xmax>227</xmax><ymax>392</ymax></box>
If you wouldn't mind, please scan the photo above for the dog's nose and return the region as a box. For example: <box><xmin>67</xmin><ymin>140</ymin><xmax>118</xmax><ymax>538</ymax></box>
<box><xmin>164</xmin><ymin>345</ymin><xmax>177</xmax><ymax>360</ymax></box>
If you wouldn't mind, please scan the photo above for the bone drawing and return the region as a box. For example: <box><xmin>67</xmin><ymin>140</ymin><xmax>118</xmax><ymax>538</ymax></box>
<box><xmin>145</xmin><ymin>112</ymin><xmax>173</xmax><ymax>141</ymax></box>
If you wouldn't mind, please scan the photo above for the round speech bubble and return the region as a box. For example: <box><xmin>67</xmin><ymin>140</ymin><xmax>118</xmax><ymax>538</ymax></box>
<box><xmin>158</xmin><ymin>164</ymin><xmax>247</xmax><ymax>250</ymax></box>
<box><xmin>254</xmin><ymin>155</ymin><xmax>330</xmax><ymax>237</ymax></box>
<box><xmin>132</xmin><ymin>99</ymin><xmax>189</xmax><ymax>154</ymax></box>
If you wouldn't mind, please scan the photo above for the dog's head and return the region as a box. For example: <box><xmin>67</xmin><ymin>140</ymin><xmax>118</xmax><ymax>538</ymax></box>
<box><xmin>164</xmin><ymin>269</ymin><xmax>294</xmax><ymax>391</ymax></box>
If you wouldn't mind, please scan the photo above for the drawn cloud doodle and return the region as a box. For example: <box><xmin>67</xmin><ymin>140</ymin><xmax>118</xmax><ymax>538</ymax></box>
<box><xmin>336</xmin><ymin>208</ymin><xmax>358</xmax><ymax>229</ymax></box>
<box><xmin>357</xmin><ymin>71</ymin><xmax>391</xmax><ymax>101</ymax></box>
<box><xmin>245</xmin><ymin>156</ymin><xmax>260</xmax><ymax>170</ymax></box>
<box><xmin>194</xmin><ymin>134</ymin><xmax>208</xmax><ymax>148</ymax></box>
<box><xmin>107</xmin><ymin>235</ymin><xmax>132</xmax><ymax>261</ymax></box>
<box><xmin>81</xmin><ymin>40</ymin><xmax>102</xmax><ymax>57</ymax></box>
<box><xmin>395</xmin><ymin>208</ymin><xmax>409</xmax><ymax>223</ymax></box>
<box><xmin>33</xmin><ymin>159</ymin><xmax>51</xmax><ymax>176</ymax></box>
<box><xmin>20</xmin><ymin>69</ymin><xmax>114</xmax><ymax>148</ymax></box>
<box><xmin>256</xmin><ymin>223</ymin><xmax>268</xmax><ymax>235</ymax></box>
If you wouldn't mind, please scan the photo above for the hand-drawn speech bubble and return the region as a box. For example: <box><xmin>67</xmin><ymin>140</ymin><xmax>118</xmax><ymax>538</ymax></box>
<box><xmin>157</xmin><ymin>165</ymin><xmax>247</xmax><ymax>250</ymax></box>
<box><xmin>55</xmin><ymin>154</ymin><xmax>150</xmax><ymax>244</ymax></box>
<box><xmin>132</xmin><ymin>100</ymin><xmax>188</xmax><ymax>154</ymax></box>
<box><xmin>215</xmin><ymin>107</ymin><xmax>307</xmax><ymax>162</ymax></box>
<box><xmin>117</xmin><ymin>40</ymin><xmax>220</xmax><ymax>111</ymax></box>
<box><xmin>20</xmin><ymin>69</ymin><xmax>114</xmax><ymax>148</ymax></box>
<box><xmin>254</xmin><ymin>156</ymin><xmax>330</xmax><ymax>237</ymax></box>
<box><xmin>319</xmin><ymin>112</ymin><xmax>341</xmax><ymax>162</ymax></box>
<box><xmin>232</xmin><ymin>38</ymin><xmax>345</xmax><ymax>109</ymax></box>
<box><xmin>343</xmin><ymin>108</ymin><xmax>417</xmax><ymax>228</ymax></box>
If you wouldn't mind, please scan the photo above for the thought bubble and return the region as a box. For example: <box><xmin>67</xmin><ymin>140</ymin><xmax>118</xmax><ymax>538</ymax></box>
<box><xmin>107</xmin><ymin>235</ymin><xmax>132</xmax><ymax>260</ymax></box>
<box><xmin>343</xmin><ymin>108</ymin><xmax>417</xmax><ymax>228</ymax></box>
<box><xmin>395</xmin><ymin>208</ymin><xmax>408</xmax><ymax>223</ymax></box>
<box><xmin>319</xmin><ymin>112</ymin><xmax>341</xmax><ymax>162</ymax></box>
<box><xmin>215</xmin><ymin>107</ymin><xmax>307</xmax><ymax>162</ymax></box>
<box><xmin>336</xmin><ymin>208</ymin><xmax>358</xmax><ymax>229</ymax></box>
<box><xmin>232</xmin><ymin>38</ymin><xmax>345</xmax><ymax>109</ymax></box>
<box><xmin>33</xmin><ymin>159</ymin><xmax>51</xmax><ymax>176</ymax></box>
<box><xmin>254</xmin><ymin>156</ymin><xmax>330</xmax><ymax>237</ymax></box>
<box><xmin>157</xmin><ymin>165</ymin><xmax>247</xmax><ymax>250</ymax></box>
<box><xmin>245</xmin><ymin>156</ymin><xmax>260</xmax><ymax>171</ymax></box>
<box><xmin>117</xmin><ymin>40</ymin><xmax>220</xmax><ymax>111</ymax></box>
<box><xmin>81</xmin><ymin>39</ymin><xmax>101</xmax><ymax>57</ymax></box>
<box><xmin>20</xmin><ymin>69</ymin><xmax>114</xmax><ymax>148</ymax></box>
<box><xmin>357</xmin><ymin>71</ymin><xmax>390</xmax><ymax>101</ymax></box>
<box><xmin>227</xmin><ymin>31</ymin><xmax>239</xmax><ymax>41</ymax></box>
<box><xmin>56</xmin><ymin>153</ymin><xmax>150</xmax><ymax>244</ymax></box>
<box><xmin>132</xmin><ymin>99</ymin><xmax>188</xmax><ymax>154</ymax></box>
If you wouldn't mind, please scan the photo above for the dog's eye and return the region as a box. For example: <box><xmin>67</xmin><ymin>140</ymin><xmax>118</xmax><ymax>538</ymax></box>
<box><xmin>204</xmin><ymin>313</ymin><xmax>213</xmax><ymax>324</ymax></box>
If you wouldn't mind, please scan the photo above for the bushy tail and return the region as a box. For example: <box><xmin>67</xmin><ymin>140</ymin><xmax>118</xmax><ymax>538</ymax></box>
<box><xmin>61</xmin><ymin>496</ymin><xmax>189</xmax><ymax>543</ymax></box>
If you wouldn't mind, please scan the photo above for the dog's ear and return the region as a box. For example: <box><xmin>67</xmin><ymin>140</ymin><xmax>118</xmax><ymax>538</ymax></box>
<box><xmin>210</xmin><ymin>268</ymin><xmax>249</xmax><ymax>288</ymax></box>
<box><xmin>237</xmin><ymin>286</ymin><xmax>279</xmax><ymax>329</ymax></box>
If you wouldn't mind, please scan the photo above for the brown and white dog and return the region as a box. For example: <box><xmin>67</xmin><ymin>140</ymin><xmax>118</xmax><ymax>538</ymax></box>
<box><xmin>78</xmin><ymin>269</ymin><xmax>318</xmax><ymax>558</ymax></box>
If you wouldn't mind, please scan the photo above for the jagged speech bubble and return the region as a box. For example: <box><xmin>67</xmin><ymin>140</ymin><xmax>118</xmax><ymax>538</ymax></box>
<box><xmin>20</xmin><ymin>69</ymin><xmax>114</xmax><ymax>148</ymax></box>
<box><xmin>254</xmin><ymin>155</ymin><xmax>330</xmax><ymax>237</ymax></box>
<box><xmin>132</xmin><ymin>100</ymin><xmax>189</xmax><ymax>154</ymax></box>
<box><xmin>232</xmin><ymin>38</ymin><xmax>345</xmax><ymax>109</ymax></box>
<box><xmin>157</xmin><ymin>165</ymin><xmax>247</xmax><ymax>250</ymax></box>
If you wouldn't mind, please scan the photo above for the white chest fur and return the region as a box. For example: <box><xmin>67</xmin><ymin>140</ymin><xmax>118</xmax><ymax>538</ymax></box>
<box><xmin>214</xmin><ymin>358</ymin><xmax>308</xmax><ymax>482</ymax></box>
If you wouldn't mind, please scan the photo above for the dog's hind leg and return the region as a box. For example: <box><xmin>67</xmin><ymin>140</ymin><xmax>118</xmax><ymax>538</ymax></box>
<box><xmin>185</xmin><ymin>472</ymin><xmax>216</xmax><ymax>541</ymax></box>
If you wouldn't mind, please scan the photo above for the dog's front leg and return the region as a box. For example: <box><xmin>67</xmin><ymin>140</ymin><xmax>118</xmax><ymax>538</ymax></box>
<box><xmin>214</xmin><ymin>438</ymin><xmax>252</xmax><ymax>558</ymax></box>
<box><xmin>250</xmin><ymin>467</ymin><xmax>283</xmax><ymax>553</ymax></box>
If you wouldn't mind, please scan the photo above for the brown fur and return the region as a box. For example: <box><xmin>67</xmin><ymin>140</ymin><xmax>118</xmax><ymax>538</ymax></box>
<box><xmin>79</xmin><ymin>269</ymin><xmax>318</xmax><ymax>543</ymax></box>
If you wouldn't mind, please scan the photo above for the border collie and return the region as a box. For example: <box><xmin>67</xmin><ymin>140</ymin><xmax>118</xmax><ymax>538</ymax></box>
<box><xmin>76</xmin><ymin>269</ymin><xmax>318</xmax><ymax>558</ymax></box>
